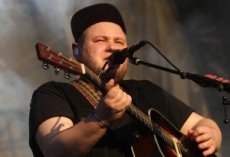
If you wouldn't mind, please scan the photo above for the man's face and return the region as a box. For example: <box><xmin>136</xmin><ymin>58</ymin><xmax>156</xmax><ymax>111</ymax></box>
<box><xmin>76</xmin><ymin>22</ymin><xmax>128</xmax><ymax>81</ymax></box>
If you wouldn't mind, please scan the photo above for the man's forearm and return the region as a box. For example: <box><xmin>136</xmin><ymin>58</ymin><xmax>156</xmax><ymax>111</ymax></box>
<box><xmin>38</xmin><ymin>119</ymin><xmax>107</xmax><ymax>157</ymax></box>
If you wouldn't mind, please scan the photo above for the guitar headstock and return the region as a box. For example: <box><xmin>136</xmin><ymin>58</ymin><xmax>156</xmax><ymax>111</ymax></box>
<box><xmin>35</xmin><ymin>42</ymin><xmax>86</xmax><ymax>78</ymax></box>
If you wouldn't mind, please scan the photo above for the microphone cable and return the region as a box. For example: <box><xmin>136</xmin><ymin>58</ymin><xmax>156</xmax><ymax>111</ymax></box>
<box><xmin>143</xmin><ymin>40</ymin><xmax>181</xmax><ymax>73</ymax></box>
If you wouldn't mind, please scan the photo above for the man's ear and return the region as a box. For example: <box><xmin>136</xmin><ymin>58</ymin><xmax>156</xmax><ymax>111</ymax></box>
<box><xmin>72</xmin><ymin>43</ymin><xmax>80</xmax><ymax>59</ymax></box>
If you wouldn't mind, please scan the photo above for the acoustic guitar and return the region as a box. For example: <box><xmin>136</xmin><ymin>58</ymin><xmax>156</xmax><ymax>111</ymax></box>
<box><xmin>35</xmin><ymin>42</ymin><xmax>217</xmax><ymax>157</ymax></box>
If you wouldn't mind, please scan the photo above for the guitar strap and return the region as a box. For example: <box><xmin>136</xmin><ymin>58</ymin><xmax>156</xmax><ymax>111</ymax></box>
<box><xmin>71</xmin><ymin>77</ymin><xmax>113</xmax><ymax>128</ymax></box>
<box><xmin>70</xmin><ymin>77</ymin><xmax>102</xmax><ymax>109</ymax></box>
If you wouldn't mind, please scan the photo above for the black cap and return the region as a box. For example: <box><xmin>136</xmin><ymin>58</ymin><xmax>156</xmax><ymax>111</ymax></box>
<box><xmin>71</xmin><ymin>3</ymin><xmax>126</xmax><ymax>41</ymax></box>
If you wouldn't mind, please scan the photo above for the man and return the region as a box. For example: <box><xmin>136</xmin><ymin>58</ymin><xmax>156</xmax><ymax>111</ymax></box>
<box><xmin>29</xmin><ymin>3</ymin><xmax>222</xmax><ymax>157</ymax></box>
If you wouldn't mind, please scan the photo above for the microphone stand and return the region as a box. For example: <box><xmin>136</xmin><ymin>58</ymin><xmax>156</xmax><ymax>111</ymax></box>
<box><xmin>129</xmin><ymin>56</ymin><xmax>230</xmax><ymax>124</ymax></box>
<box><xmin>223</xmin><ymin>96</ymin><xmax>230</xmax><ymax>124</ymax></box>
<box><xmin>129</xmin><ymin>56</ymin><xmax>230</xmax><ymax>93</ymax></box>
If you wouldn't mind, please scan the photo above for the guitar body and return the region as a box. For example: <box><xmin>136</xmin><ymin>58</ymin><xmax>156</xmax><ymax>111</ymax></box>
<box><xmin>131</xmin><ymin>108</ymin><xmax>217</xmax><ymax>157</ymax></box>
<box><xmin>131</xmin><ymin>134</ymin><xmax>160</xmax><ymax>157</ymax></box>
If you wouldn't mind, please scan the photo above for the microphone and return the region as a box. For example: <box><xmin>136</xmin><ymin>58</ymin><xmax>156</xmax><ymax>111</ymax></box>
<box><xmin>111</xmin><ymin>40</ymin><xmax>147</xmax><ymax>64</ymax></box>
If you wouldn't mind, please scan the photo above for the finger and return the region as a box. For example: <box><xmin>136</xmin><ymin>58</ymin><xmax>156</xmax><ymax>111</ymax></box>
<box><xmin>187</xmin><ymin>130</ymin><xmax>195</xmax><ymax>141</ymax></box>
<box><xmin>119</xmin><ymin>93</ymin><xmax>132</xmax><ymax>108</ymax></box>
<box><xmin>112</xmin><ymin>92</ymin><xmax>131</xmax><ymax>112</ymax></box>
<box><xmin>196</xmin><ymin>132</ymin><xmax>211</xmax><ymax>143</ymax></box>
<box><xmin>107</xmin><ymin>85</ymin><xmax>121</xmax><ymax>99</ymax></box>
<box><xmin>192</xmin><ymin>126</ymin><xmax>210</xmax><ymax>136</ymax></box>
<box><xmin>104</xmin><ymin>88</ymin><xmax>128</xmax><ymax>110</ymax></box>
<box><xmin>198</xmin><ymin>139</ymin><xmax>213</xmax><ymax>150</ymax></box>
<box><xmin>105</xmin><ymin>79</ymin><xmax>117</xmax><ymax>90</ymax></box>
<box><xmin>188</xmin><ymin>129</ymin><xmax>201</xmax><ymax>141</ymax></box>
<box><xmin>202</xmin><ymin>145</ymin><xmax>216</xmax><ymax>156</ymax></box>
<box><xmin>188</xmin><ymin>129</ymin><xmax>194</xmax><ymax>136</ymax></box>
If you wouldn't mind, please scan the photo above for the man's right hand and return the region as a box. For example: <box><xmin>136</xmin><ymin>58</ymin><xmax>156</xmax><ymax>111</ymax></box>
<box><xmin>95</xmin><ymin>79</ymin><xmax>132</xmax><ymax>124</ymax></box>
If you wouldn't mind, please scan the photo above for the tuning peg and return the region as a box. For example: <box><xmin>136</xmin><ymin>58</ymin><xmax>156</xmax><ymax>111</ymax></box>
<box><xmin>54</xmin><ymin>67</ymin><xmax>60</xmax><ymax>75</ymax></box>
<box><xmin>42</xmin><ymin>62</ymin><xmax>49</xmax><ymax>69</ymax></box>
<box><xmin>64</xmin><ymin>72</ymin><xmax>71</xmax><ymax>79</ymax></box>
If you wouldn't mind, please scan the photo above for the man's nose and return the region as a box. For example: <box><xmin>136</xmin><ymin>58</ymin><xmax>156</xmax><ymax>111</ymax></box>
<box><xmin>106</xmin><ymin>42</ymin><xmax>118</xmax><ymax>53</ymax></box>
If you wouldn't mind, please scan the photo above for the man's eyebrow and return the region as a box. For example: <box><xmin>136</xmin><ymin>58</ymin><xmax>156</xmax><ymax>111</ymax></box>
<box><xmin>92</xmin><ymin>35</ymin><xmax>108</xmax><ymax>39</ymax></box>
<box><xmin>114</xmin><ymin>37</ymin><xmax>126</xmax><ymax>43</ymax></box>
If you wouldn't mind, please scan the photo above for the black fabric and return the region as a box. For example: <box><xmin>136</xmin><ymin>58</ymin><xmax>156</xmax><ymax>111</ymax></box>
<box><xmin>29</xmin><ymin>80</ymin><xmax>193</xmax><ymax>157</ymax></box>
<box><xmin>71</xmin><ymin>3</ymin><xmax>126</xmax><ymax>41</ymax></box>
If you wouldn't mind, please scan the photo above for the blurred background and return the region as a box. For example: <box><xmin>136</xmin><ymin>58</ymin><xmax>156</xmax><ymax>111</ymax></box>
<box><xmin>0</xmin><ymin>0</ymin><xmax>229</xmax><ymax>156</ymax></box>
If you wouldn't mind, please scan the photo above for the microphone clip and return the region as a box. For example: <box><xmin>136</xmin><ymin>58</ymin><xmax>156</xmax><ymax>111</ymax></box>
<box><xmin>111</xmin><ymin>40</ymin><xmax>147</xmax><ymax>65</ymax></box>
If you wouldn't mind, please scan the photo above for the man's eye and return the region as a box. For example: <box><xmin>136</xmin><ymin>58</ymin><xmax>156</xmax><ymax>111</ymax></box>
<box><xmin>116</xmin><ymin>41</ymin><xmax>124</xmax><ymax>45</ymax></box>
<box><xmin>95</xmin><ymin>39</ymin><xmax>105</xmax><ymax>42</ymax></box>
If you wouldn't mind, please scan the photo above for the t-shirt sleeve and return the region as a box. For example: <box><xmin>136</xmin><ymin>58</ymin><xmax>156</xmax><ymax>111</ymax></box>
<box><xmin>161</xmin><ymin>86</ymin><xmax>194</xmax><ymax>129</ymax></box>
<box><xmin>29</xmin><ymin>81</ymin><xmax>75</xmax><ymax>139</ymax></box>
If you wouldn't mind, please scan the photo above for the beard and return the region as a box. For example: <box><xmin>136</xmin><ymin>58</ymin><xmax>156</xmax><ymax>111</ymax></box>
<box><xmin>103</xmin><ymin>64</ymin><xmax>127</xmax><ymax>82</ymax></box>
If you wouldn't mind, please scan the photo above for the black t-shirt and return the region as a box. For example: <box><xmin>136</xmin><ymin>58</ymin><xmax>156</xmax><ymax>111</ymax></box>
<box><xmin>29</xmin><ymin>79</ymin><xmax>193</xmax><ymax>157</ymax></box>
